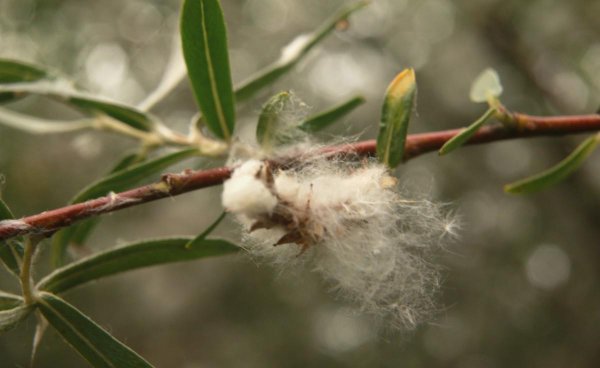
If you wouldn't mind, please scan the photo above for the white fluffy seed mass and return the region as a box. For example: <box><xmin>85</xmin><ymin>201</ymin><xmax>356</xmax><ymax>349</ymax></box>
<box><xmin>222</xmin><ymin>157</ymin><xmax>456</xmax><ymax>330</ymax></box>
<box><xmin>222</xmin><ymin>160</ymin><xmax>278</xmax><ymax>216</ymax></box>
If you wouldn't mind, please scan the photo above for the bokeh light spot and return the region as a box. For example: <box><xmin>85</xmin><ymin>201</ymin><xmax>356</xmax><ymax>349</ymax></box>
<box><xmin>526</xmin><ymin>244</ymin><xmax>571</xmax><ymax>290</ymax></box>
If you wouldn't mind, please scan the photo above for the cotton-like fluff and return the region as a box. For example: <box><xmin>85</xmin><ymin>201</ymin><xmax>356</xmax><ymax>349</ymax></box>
<box><xmin>222</xmin><ymin>160</ymin><xmax>278</xmax><ymax>216</ymax></box>
<box><xmin>221</xmin><ymin>156</ymin><xmax>456</xmax><ymax>330</ymax></box>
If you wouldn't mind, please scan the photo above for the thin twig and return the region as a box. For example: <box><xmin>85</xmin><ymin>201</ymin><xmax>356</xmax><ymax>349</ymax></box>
<box><xmin>1</xmin><ymin>113</ymin><xmax>599</xmax><ymax>241</ymax></box>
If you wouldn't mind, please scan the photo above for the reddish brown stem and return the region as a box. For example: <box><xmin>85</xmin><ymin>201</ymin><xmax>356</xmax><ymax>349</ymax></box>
<box><xmin>1</xmin><ymin>113</ymin><xmax>599</xmax><ymax>241</ymax></box>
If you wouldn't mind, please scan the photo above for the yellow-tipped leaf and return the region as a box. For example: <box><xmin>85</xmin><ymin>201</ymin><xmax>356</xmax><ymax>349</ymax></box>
<box><xmin>377</xmin><ymin>69</ymin><xmax>417</xmax><ymax>168</ymax></box>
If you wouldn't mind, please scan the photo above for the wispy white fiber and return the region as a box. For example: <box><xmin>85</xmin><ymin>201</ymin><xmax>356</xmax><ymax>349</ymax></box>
<box><xmin>222</xmin><ymin>147</ymin><xmax>456</xmax><ymax>330</ymax></box>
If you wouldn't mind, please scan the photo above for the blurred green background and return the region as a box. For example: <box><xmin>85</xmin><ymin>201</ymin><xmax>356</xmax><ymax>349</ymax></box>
<box><xmin>1</xmin><ymin>0</ymin><xmax>600</xmax><ymax>366</ymax></box>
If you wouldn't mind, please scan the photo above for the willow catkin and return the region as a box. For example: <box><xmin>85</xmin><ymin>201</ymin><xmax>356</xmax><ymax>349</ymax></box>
<box><xmin>222</xmin><ymin>151</ymin><xmax>457</xmax><ymax>330</ymax></box>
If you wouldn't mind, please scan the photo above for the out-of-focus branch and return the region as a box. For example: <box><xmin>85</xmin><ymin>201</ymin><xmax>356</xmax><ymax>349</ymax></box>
<box><xmin>1</xmin><ymin>112</ymin><xmax>600</xmax><ymax>241</ymax></box>
<box><xmin>478</xmin><ymin>7</ymin><xmax>575</xmax><ymax>113</ymax></box>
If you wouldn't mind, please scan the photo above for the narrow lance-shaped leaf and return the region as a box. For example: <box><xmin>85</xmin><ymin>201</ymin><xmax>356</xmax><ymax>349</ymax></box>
<box><xmin>181</xmin><ymin>0</ymin><xmax>235</xmax><ymax>140</ymax></box>
<box><xmin>107</xmin><ymin>150</ymin><xmax>148</xmax><ymax>173</ymax></box>
<box><xmin>51</xmin><ymin>149</ymin><xmax>197</xmax><ymax>267</ymax></box>
<box><xmin>132</xmin><ymin>2</ymin><xmax>368</xmax><ymax>115</ymax></box>
<box><xmin>31</xmin><ymin>312</ymin><xmax>49</xmax><ymax>367</ymax></box>
<box><xmin>300</xmin><ymin>95</ymin><xmax>365</xmax><ymax>133</ymax></box>
<box><xmin>51</xmin><ymin>150</ymin><xmax>148</xmax><ymax>258</ymax></box>
<box><xmin>185</xmin><ymin>212</ymin><xmax>227</xmax><ymax>248</ymax></box>
<box><xmin>439</xmin><ymin>107</ymin><xmax>496</xmax><ymax>155</ymax></box>
<box><xmin>0</xmin><ymin>107</ymin><xmax>95</xmax><ymax>134</ymax></box>
<box><xmin>0</xmin><ymin>303</ymin><xmax>32</xmax><ymax>334</ymax></box>
<box><xmin>256</xmin><ymin>91</ymin><xmax>294</xmax><ymax>149</ymax></box>
<box><xmin>0</xmin><ymin>291</ymin><xmax>22</xmax><ymax>310</ymax></box>
<box><xmin>0</xmin><ymin>59</ymin><xmax>48</xmax><ymax>103</ymax></box>
<box><xmin>235</xmin><ymin>1</ymin><xmax>369</xmax><ymax>102</ymax></box>
<box><xmin>0</xmin><ymin>238</ymin><xmax>21</xmax><ymax>278</ymax></box>
<box><xmin>0</xmin><ymin>59</ymin><xmax>47</xmax><ymax>83</ymax></box>
<box><xmin>505</xmin><ymin>134</ymin><xmax>600</xmax><ymax>194</ymax></box>
<box><xmin>69</xmin><ymin>97</ymin><xmax>153</xmax><ymax>132</ymax></box>
<box><xmin>0</xmin><ymin>82</ymin><xmax>154</xmax><ymax>132</ymax></box>
<box><xmin>40</xmin><ymin>237</ymin><xmax>238</xmax><ymax>294</ymax></box>
<box><xmin>51</xmin><ymin>220</ymin><xmax>98</xmax><ymax>257</ymax></box>
<box><xmin>0</xmin><ymin>198</ymin><xmax>22</xmax><ymax>277</ymax></box>
<box><xmin>0</xmin><ymin>198</ymin><xmax>13</xmax><ymax>220</ymax></box>
<box><xmin>37</xmin><ymin>292</ymin><xmax>153</xmax><ymax>368</ymax></box>
<box><xmin>377</xmin><ymin>69</ymin><xmax>417</xmax><ymax>168</ymax></box>
<box><xmin>70</xmin><ymin>148</ymin><xmax>197</xmax><ymax>205</ymax></box>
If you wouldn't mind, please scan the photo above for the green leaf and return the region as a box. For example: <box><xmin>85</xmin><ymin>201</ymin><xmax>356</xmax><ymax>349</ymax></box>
<box><xmin>234</xmin><ymin>1</ymin><xmax>369</xmax><ymax>102</ymax></box>
<box><xmin>51</xmin><ymin>149</ymin><xmax>197</xmax><ymax>267</ymax></box>
<box><xmin>0</xmin><ymin>59</ymin><xmax>47</xmax><ymax>83</ymax></box>
<box><xmin>0</xmin><ymin>241</ymin><xmax>22</xmax><ymax>277</ymax></box>
<box><xmin>108</xmin><ymin>151</ymin><xmax>148</xmax><ymax>173</ymax></box>
<box><xmin>70</xmin><ymin>148</ymin><xmax>197</xmax><ymax>204</ymax></box>
<box><xmin>181</xmin><ymin>0</ymin><xmax>235</xmax><ymax>140</ymax></box>
<box><xmin>37</xmin><ymin>292</ymin><xmax>153</xmax><ymax>368</ymax></box>
<box><xmin>0</xmin><ymin>82</ymin><xmax>154</xmax><ymax>132</ymax></box>
<box><xmin>377</xmin><ymin>68</ymin><xmax>417</xmax><ymax>168</ymax></box>
<box><xmin>52</xmin><ymin>219</ymin><xmax>98</xmax><ymax>250</ymax></box>
<box><xmin>185</xmin><ymin>212</ymin><xmax>227</xmax><ymax>248</ymax></box>
<box><xmin>31</xmin><ymin>312</ymin><xmax>49</xmax><ymax>367</ymax></box>
<box><xmin>40</xmin><ymin>237</ymin><xmax>238</xmax><ymax>294</ymax></box>
<box><xmin>470</xmin><ymin>68</ymin><xmax>503</xmax><ymax>103</ymax></box>
<box><xmin>505</xmin><ymin>135</ymin><xmax>600</xmax><ymax>194</ymax></box>
<box><xmin>0</xmin><ymin>59</ymin><xmax>48</xmax><ymax>103</ymax></box>
<box><xmin>51</xmin><ymin>150</ymin><xmax>148</xmax><ymax>261</ymax></box>
<box><xmin>0</xmin><ymin>198</ymin><xmax>14</xmax><ymax>220</ymax></box>
<box><xmin>439</xmin><ymin>107</ymin><xmax>496</xmax><ymax>155</ymax></box>
<box><xmin>0</xmin><ymin>198</ymin><xmax>22</xmax><ymax>277</ymax></box>
<box><xmin>0</xmin><ymin>291</ymin><xmax>22</xmax><ymax>310</ymax></box>
<box><xmin>255</xmin><ymin>93</ymin><xmax>365</xmax><ymax>149</ymax></box>
<box><xmin>0</xmin><ymin>107</ymin><xmax>94</xmax><ymax>134</ymax></box>
<box><xmin>69</xmin><ymin>97</ymin><xmax>153</xmax><ymax>132</ymax></box>
<box><xmin>300</xmin><ymin>96</ymin><xmax>365</xmax><ymax>133</ymax></box>
<box><xmin>51</xmin><ymin>151</ymin><xmax>148</xmax><ymax>257</ymax></box>
<box><xmin>256</xmin><ymin>91</ymin><xmax>295</xmax><ymax>149</ymax></box>
<box><xmin>183</xmin><ymin>1</ymin><xmax>368</xmax><ymax>133</ymax></box>
<box><xmin>0</xmin><ymin>303</ymin><xmax>32</xmax><ymax>333</ymax></box>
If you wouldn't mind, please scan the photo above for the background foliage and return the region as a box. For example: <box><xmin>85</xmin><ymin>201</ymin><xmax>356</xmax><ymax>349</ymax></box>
<box><xmin>1</xmin><ymin>0</ymin><xmax>600</xmax><ymax>366</ymax></box>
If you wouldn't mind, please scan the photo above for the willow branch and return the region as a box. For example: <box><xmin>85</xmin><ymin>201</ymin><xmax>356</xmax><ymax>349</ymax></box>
<box><xmin>1</xmin><ymin>112</ymin><xmax>599</xmax><ymax>241</ymax></box>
